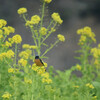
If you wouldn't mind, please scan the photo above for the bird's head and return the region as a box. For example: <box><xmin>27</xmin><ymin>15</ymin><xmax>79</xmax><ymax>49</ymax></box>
<box><xmin>35</xmin><ymin>56</ymin><xmax>39</xmax><ymax>59</ymax></box>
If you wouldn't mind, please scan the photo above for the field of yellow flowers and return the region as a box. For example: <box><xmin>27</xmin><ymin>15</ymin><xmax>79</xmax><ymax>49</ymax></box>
<box><xmin>0</xmin><ymin>0</ymin><xmax>100</xmax><ymax>100</ymax></box>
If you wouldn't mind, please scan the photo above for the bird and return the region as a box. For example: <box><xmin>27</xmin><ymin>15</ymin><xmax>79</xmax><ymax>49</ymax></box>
<box><xmin>34</xmin><ymin>56</ymin><xmax>44</xmax><ymax>66</ymax></box>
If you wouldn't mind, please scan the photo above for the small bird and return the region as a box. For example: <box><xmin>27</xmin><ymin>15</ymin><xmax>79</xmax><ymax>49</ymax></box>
<box><xmin>34</xmin><ymin>56</ymin><xmax>44</xmax><ymax>66</ymax></box>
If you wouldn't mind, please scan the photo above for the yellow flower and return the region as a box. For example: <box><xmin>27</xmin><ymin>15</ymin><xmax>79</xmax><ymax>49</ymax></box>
<box><xmin>42</xmin><ymin>78</ymin><xmax>52</xmax><ymax>84</ymax></box>
<box><xmin>79</xmin><ymin>35</ymin><xmax>86</xmax><ymax>42</ymax></box>
<box><xmin>39</xmin><ymin>27</ymin><xmax>47</xmax><ymax>35</ymax></box>
<box><xmin>8</xmin><ymin>68</ymin><xmax>14</xmax><ymax>73</ymax></box>
<box><xmin>30</xmin><ymin>45</ymin><xmax>37</xmax><ymax>49</ymax></box>
<box><xmin>0</xmin><ymin>29</ymin><xmax>3</xmax><ymax>34</ymax></box>
<box><xmin>31</xmin><ymin>15</ymin><xmax>40</xmax><ymax>24</ymax></box>
<box><xmin>86</xmin><ymin>83</ymin><xmax>94</xmax><ymax>89</ymax></box>
<box><xmin>17</xmin><ymin>7</ymin><xmax>27</xmax><ymax>14</ymax></box>
<box><xmin>6</xmin><ymin>50</ymin><xmax>14</xmax><ymax>58</ymax></box>
<box><xmin>51</xmin><ymin>13</ymin><xmax>63</xmax><ymax>24</ymax></box>
<box><xmin>22</xmin><ymin>44</ymin><xmax>30</xmax><ymax>49</ymax></box>
<box><xmin>76</xmin><ymin>64</ymin><xmax>81</xmax><ymax>70</ymax></box>
<box><xmin>32</xmin><ymin>63</ymin><xmax>39</xmax><ymax>71</ymax></box>
<box><xmin>44</xmin><ymin>62</ymin><xmax>47</xmax><ymax>67</ymax></box>
<box><xmin>73</xmin><ymin>85</ymin><xmax>79</xmax><ymax>88</ymax></box>
<box><xmin>19</xmin><ymin>51</ymin><xmax>29</xmax><ymax>59</ymax></box>
<box><xmin>12</xmin><ymin>34</ymin><xmax>22</xmax><ymax>44</ymax></box>
<box><xmin>44</xmin><ymin>0</ymin><xmax>52</xmax><ymax>3</ymax></box>
<box><xmin>24</xmin><ymin>77</ymin><xmax>32</xmax><ymax>84</ymax></box>
<box><xmin>25</xmin><ymin>20</ymin><xmax>34</xmax><ymax>26</ymax></box>
<box><xmin>77</xmin><ymin>26</ymin><xmax>96</xmax><ymax>43</ymax></box>
<box><xmin>41</xmin><ymin>72</ymin><xmax>49</xmax><ymax>78</ymax></box>
<box><xmin>2</xmin><ymin>92</ymin><xmax>11</xmax><ymax>99</ymax></box>
<box><xmin>3</xmin><ymin>27</ymin><xmax>10</xmax><ymax>35</ymax></box>
<box><xmin>57</xmin><ymin>34</ymin><xmax>65</xmax><ymax>42</ymax></box>
<box><xmin>5</xmin><ymin>41</ymin><xmax>12</xmax><ymax>47</ymax></box>
<box><xmin>18</xmin><ymin>58</ymin><xmax>27</xmax><ymax>67</ymax></box>
<box><xmin>0</xmin><ymin>19</ymin><xmax>7</xmax><ymax>28</ymax></box>
<box><xmin>8</xmin><ymin>26</ymin><xmax>15</xmax><ymax>33</ymax></box>
<box><xmin>0</xmin><ymin>34</ymin><xmax>3</xmax><ymax>39</ymax></box>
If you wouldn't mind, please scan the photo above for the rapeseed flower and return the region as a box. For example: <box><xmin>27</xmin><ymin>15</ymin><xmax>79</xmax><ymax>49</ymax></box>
<box><xmin>77</xmin><ymin>26</ymin><xmax>96</xmax><ymax>43</ymax></box>
<box><xmin>31</xmin><ymin>15</ymin><xmax>40</xmax><ymax>24</ymax></box>
<box><xmin>86</xmin><ymin>83</ymin><xmax>94</xmax><ymax>89</ymax></box>
<box><xmin>2</xmin><ymin>92</ymin><xmax>11</xmax><ymax>99</ymax></box>
<box><xmin>39</xmin><ymin>27</ymin><xmax>47</xmax><ymax>35</ymax></box>
<box><xmin>19</xmin><ymin>51</ymin><xmax>29</xmax><ymax>59</ymax></box>
<box><xmin>18</xmin><ymin>58</ymin><xmax>27</xmax><ymax>67</ymax></box>
<box><xmin>12</xmin><ymin>34</ymin><xmax>22</xmax><ymax>44</ymax></box>
<box><xmin>8</xmin><ymin>68</ymin><xmax>15</xmax><ymax>73</ymax></box>
<box><xmin>25</xmin><ymin>20</ymin><xmax>34</xmax><ymax>26</ymax></box>
<box><xmin>17</xmin><ymin>7</ymin><xmax>27</xmax><ymax>15</ymax></box>
<box><xmin>44</xmin><ymin>0</ymin><xmax>52</xmax><ymax>3</ymax></box>
<box><xmin>22</xmin><ymin>44</ymin><xmax>30</xmax><ymax>49</ymax></box>
<box><xmin>0</xmin><ymin>19</ymin><xmax>7</xmax><ymax>28</ymax></box>
<box><xmin>24</xmin><ymin>77</ymin><xmax>32</xmax><ymax>84</ymax></box>
<box><xmin>76</xmin><ymin>64</ymin><xmax>81</xmax><ymax>70</ymax></box>
<box><xmin>51</xmin><ymin>13</ymin><xmax>63</xmax><ymax>24</ymax></box>
<box><xmin>6</xmin><ymin>50</ymin><xmax>14</xmax><ymax>58</ymax></box>
<box><xmin>57</xmin><ymin>34</ymin><xmax>65</xmax><ymax>42</ymax></box>
<box><xmin>30</xmin><ymin>45</ymin><xmax>37</xmax><ymax>49</ymax></box>
<box><xmin>4</xmin><ymin>41</ymin><xmax>12</xmax><ymax>47</ymax></box>
<box><xmin>8</xmin><ymin>26</ymin><xmax>15</xmax><ymax>33</ymax></box>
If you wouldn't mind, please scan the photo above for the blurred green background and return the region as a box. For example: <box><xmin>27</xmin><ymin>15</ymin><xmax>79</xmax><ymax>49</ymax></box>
<box><xmin>0</xmin><ymin>0</ymin><xmax>100</xmax><ymax>70</ymax></box>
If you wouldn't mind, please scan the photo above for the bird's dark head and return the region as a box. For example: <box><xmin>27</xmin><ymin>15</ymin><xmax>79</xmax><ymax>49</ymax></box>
<box><xmin>35</xmin><ymin>56</ymin><xmax>39</xmax><ymax>59</ymax></box>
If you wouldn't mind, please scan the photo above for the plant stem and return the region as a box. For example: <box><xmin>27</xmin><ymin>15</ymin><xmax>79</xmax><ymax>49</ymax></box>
<box><xmin>15</xmin><ymin>43</ymin><xmax>17</xmax><ymax>66</ymax></box>
<box><xmin>41</xmin><ymin>40</ymin><xmax>59</xmax><ymax>57</ymax></box>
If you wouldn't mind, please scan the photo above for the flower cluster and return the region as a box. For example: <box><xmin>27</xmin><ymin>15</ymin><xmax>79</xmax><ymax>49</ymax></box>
<box><xmin>18</xmin><ymin>58</ymin><xmax>27</xmax><ymax>67</ymax></box>
<box><xmin>12</xmin><ymin>34</ymin><xmax>22</xmax><ymax>44</ymax></box>
<box><xmin>0</xmin><ymin>19</ymin><xmax>7</xmax><ymax>28</ymax></box>
<box><xmin>0</xmin><ymin>50</ymin><xmax>14</xmax><ymax>61</ymax></box>
<box><xmin>24</xmin><ymin>77</ymin><xmax>32</xmax><ymax>84</ymax></box>
<box><xmin>32</xmin><ymin>63</ymin><xmax>52</xmax><ymax>84</ymax></box>
<box><xmin>39</xmin><ymin>27</ymin><xmax>47</xmax><ymax>35</ymax></box>
<box><xmin>57</xmin><ymin>34</ymin><xmax>65</xmax><ymax>42</ymax></box>
<box><xmin>51</xmin><ymin>13</ymin><xmax>63</xmax><ymax>24</ymax></box>
<box><xmin>91</xmin><ymin>44</ymin><xmax>100</xmax><ymax>68</ymax></box>
<box><xmin>86</xmin><ymin>83</ymin><xmax>94</xmax><ymax>89</ymax></box>
<box><xmin>22</xmin><ymin>44</ymin><xmax>37</xmax><ymax>49</ymax></box>
<box><xmin>2</xmin><ymin>92</ymin><xmax>11</xmax><ymax>99</ymax></box>
<box><xmin>77</xmin><ymin>26</ymin><xmax>96</xmax><ymax>45</ymax></box>
<box><xmin>44</xmin><ymin>0</ymin><xmax>52</xmax><ymax>3</ymax></box>
<box><xmin>76</xmin><ymin>64</ymin><xmax>81</xmax><ymax>71</ymax></box>
<box><xmin>17</xmin><ymin>7</ymin><xmax>27</xmax><ymax>15</ymax></box>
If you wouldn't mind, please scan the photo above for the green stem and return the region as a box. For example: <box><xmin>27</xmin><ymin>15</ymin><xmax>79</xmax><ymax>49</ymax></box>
<box><xmin>41</xmin><ymin>40</ymin><xmax>59</xmax><ymax>57</ymax></box>
<box><xmin>41</xmin><ymin>22</ymin><xmax>57</xmax><ymax>44</ymax></box>
<box><xmin>15</xmin><ymin>44</ymin><xmax>17</xmax><ymax>67</ymax></box>
<box><xmin>40</xmin><ymin>2</ymin><xmax>45</xmax><ymax>28</ymax></box>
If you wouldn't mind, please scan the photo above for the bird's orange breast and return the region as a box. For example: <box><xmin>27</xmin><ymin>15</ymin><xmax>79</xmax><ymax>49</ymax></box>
<box><xmin>34</xmin><ymin>59</ymin><xmax>44</xmax><ymax>66</ymax></box>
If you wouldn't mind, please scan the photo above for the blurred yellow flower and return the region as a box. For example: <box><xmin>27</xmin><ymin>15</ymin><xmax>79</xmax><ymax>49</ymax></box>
<box><xmin>19</xmin><ymin>51</ymin><xmax>29</xmax><ymax>59</ymax></box>
<box><xmin>6</xmin><ymin>50</ymin><xmax>14</xmax><ymax>58</ymax></box>
<box><xmin>12</xmin><ymin>34</ymin><xmax>22</xmax><ymax>44</ymax></box>
<box><xmin>31</xmin><ymin>15</ymin><xmax>40</xmax><ymax>24</ymax></box>
<box><xmin>51</xmin><ymin>13</ymin><xmax>63</xmax><ymax>24</ymax></box>
<box><xmin>76</xmin><ymin>64</ymin><xmax>81</xmax><ymax>70</ymax></box>
<box><xmin>86</xmin><ymin>83</ymin><xmax>94</xmax><ymax>89</ymax></box>
<box><xmin>8</xmin><ymin>68</ymin><xmax>14</xmax><ymax>73</ymax></box>
<box><xmin>2</xmin><ymin>92</ymin><xmax>11</xmax><ymax>99</ymax></box>
<box><xmin>18</xmin><ymin>58</ymin><xmax>27</xmax><ymax>67</ymax></box>
<box><xmin>57</xmin><ymin>34</ymin><xmax>65</xmax><ymax>42</ymax></box>
<box><xmin>39</xmin><ymin>27</ymin><xmax>47</xmax><ymax>35</ymax></box>
<box><xmin>22</xmin><ymin>44</ymin><xmax>30</xmax><ymax>49</ymax></box>
<box><xmin>0</xmin><ymin>19</ymin><xmax>7</xmax><ymax>28</ymax></box>
<box><xmin>44</xmin><ymin>0</ymin><xmax>52</xmax><ymax>3</ymax></box>
<box><xmin>17</xmin><ymin>7</ymin><xmax>27</xmax><ymax>14</ymax></box>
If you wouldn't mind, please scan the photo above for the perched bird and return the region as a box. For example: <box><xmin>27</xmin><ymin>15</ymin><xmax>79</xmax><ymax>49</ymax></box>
<box><xmin>34</xmin><ymin>56</ymin><xmax>44</xmax><ymax>66</ymax></box>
